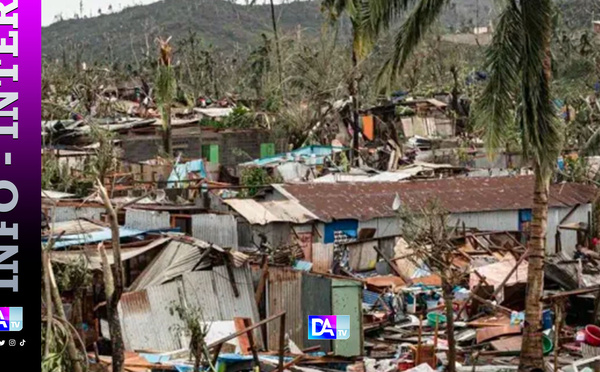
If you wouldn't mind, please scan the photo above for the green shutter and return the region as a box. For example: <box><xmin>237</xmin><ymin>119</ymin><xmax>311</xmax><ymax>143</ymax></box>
<box><xmin>260</xmin><ymin>143</ymin><xmax>275</xmax><ymax>158</ymax></box>
<box><xmin>202</xmin><ymin>144</ymin><xmax>219</xmax><ymax>163</ymax></box>
<box><xmin>209</xmin><ymin>144</ymin><xmax>219</xmax><ymax>164</ymax></box>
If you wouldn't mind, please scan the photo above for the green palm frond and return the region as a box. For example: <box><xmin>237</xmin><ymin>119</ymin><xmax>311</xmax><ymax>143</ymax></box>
<box><xmin>377</xmin><ymin>0</ymin><xmax>448</xmax><ymax>89</ymax></box>
<box><xmin>472</xmin><ymin>1</ymin><xmax>524</xmax><ymax>157</ymax></box>
<box><xmin>520</xmin><ymin>0</ymin><xmax>562</xmax><ymax>175</ymax></box>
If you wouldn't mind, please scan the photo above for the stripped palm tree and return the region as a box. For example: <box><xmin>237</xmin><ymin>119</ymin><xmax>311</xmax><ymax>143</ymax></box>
<box><xmin>368</xmin><ymin>1</ymin><xmax>562</xmax><ymax>370</ymax></box>
<box><xmin>155</xmin><ymin>37</ymin><xmax>176</xmax><ymax>157</ymax></box>
<box><xmin>321</xmin><ymin>0</ymin><xmax>379</xmax><ymax>164</ymax></box>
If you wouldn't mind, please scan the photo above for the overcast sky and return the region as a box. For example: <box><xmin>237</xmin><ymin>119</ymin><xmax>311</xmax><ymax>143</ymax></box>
<box><xmin>42</xmin><ymin>0</ymin><xmax>287</xmax><ymax>27</ymax></box>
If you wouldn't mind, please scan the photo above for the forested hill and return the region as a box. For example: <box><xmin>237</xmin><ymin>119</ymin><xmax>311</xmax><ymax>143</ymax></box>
<box><xmin>42</xmin><ymin>0</ymin><xmax>324</xmax><ymax>61</ymax></box>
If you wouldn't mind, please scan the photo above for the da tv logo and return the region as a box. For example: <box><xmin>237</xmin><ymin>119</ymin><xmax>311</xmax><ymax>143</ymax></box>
<box><xmin>0</xmin><ymin>307</ymin><xmax>22</xmax><ymax>331</ymax></box>
<box><xmin>308</xmin><ymin>315</ymin><xmax>350</xmax><ymax>340</ymax></box>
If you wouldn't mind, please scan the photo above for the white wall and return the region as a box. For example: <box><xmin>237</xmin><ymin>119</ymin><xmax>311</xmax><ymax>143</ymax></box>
<box><xmin>312</xmin><ymin>204</ymin><xmax>592</xmax><ymax>257</ymax></box>
<box><xmin>547</xmin><ymin>204</ymin><xmax>592</xmax><ymax>256</ymax></box>
<box><xmin>450</xmin><ymin>210</ymin><xmax>520</xmax><ymax>232</ymax></box>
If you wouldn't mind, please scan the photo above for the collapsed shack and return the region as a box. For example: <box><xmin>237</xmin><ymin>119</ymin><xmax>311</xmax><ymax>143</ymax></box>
<box><xmin>41</xmin><ymin>171</ymin><xmax>600</xmax><ymax>372</ymax></box>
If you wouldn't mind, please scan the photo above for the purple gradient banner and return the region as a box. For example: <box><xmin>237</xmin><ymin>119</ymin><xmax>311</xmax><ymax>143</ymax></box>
<box><xmin>0</xmin><ymin>0</ymin><xmax>41</xmax><ymax>361</ymax></box>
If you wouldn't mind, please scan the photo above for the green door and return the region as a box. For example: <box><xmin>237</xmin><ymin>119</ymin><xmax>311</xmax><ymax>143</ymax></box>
<box><xmin>202</xmin><ymin>144</ymin><xmax>220</xmax><ymax>164</ymax></box>
<box><xmin>332</xmin><ymin>279</ymin><xmax>363</xmax><ymax>356</ymax></box>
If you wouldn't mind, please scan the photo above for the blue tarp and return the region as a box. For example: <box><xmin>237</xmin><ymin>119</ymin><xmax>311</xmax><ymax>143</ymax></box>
<box><xmin>241</xmin><ymin>145</ymin><xmax>347</xmax><ymax>167</ymax></box>
<box><xmin>293</xmin><ymin>260</ymin><xmax>313</xmax><ymax>271</ymax></box>
<box><xmin>167</xmin><ymin>159</ymin><xmax>207</xmax><ymax>189</ymax></box>
<box><xmin>45</xmin><ymin>226</ymin><xmax>147</xmax><ymax>249</ymax></box>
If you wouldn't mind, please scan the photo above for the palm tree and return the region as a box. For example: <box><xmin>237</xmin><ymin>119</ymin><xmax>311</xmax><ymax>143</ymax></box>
<box><xmin>368</xmin><ymin>1</ymin><xmax>562</xmax><ymax>370</ymax></box>
<box><xmin>155</xmin><ymin>37</ymin><xmax>176</xmax><ymax>157</ymax></box>
<box><xmin>321</xmin><ymin>0</ymin><xmax>378</xmax><ymax>165</ymax></box>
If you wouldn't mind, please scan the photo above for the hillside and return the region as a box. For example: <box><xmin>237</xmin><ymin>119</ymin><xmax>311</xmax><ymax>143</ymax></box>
<box><xmin>42</xmin><ymin>0</ymin><xmax>325</xmax><ymax>61</ymax></box>
<box><xmin>45</xmin><ymin>0</ymin><xmax>600</xmax><ymax>64</ymax></box>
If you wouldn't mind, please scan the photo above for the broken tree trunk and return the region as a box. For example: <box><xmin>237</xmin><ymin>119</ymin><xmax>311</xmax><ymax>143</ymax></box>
<box><xmin>44</xmin><ymin>247</ymin><xmax>84</xmax><ymax>372</ymax></box>
<box><xmin>443</xmin><ymin>277</ymin><xmax>457</xmax><ymax>372</ymax></box>
<box><xmin>97</xmin><ymin>180</ymin><xmax>126</xmax><ymax>372</ymax></box>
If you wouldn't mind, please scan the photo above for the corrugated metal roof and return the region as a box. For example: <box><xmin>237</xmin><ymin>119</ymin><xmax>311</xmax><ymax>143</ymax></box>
<box><xmin>120</xmin><ymin>265</ymin><xmax>262</xmax><ymax>352</ymax></box>
<box><xmin>48</xmin><ymin>224</ymin><xmax>147</xmax><ymax>249</ymax></box>
<box><xmin>281</xmin><ymin>176</ymin><xmax>597</xmax><ymax>221</ymax></box>
<box><xmin>51</xmin><ymin>237</ymin><xmax>171</xmax><ymax>270</ymax></box>
<box><xmin>191</xmin><ymin>214</ymin><xmax>238</xmax><ymax>248</ymax></box>
<box><xmin>49</xmin><ymin>219</ymin><xmax>104</xmax><ymax>236</ymax></box>
<box><xmin>119</xmin><ymin>280</ymin><xmax>184</xmax><ymax>351</ymax></box>
<box><xmin>225</xmin><ymin>199</ymin><xmax>318</xmax><ymax>225</ymax></box>
<box><xmin>42</xmin><ymin>190</ymin><xmax>77</xmax><ymax>200</ymax></box>
<box><xmin>129</xmin><ymin>239</ymin><xmax>210</xmax><ymax>291</ymax></box>
<box><xmin>125</xmin><ymin>209</ymin><xmax>171</xmax><ymax>230</ymax></box>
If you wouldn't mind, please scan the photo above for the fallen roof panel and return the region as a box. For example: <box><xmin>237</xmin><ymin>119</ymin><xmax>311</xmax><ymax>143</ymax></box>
<box><xmin>51</xmin><ymin>237</ymin><xmax>171</xmax><ymax>270</ymax></box>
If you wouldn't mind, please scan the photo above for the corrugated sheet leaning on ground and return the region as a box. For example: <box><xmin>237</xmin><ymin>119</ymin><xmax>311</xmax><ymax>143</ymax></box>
<box><xmin>281</xmin><ymin>175</ymin><xmax>597</xmax><ymax>221</ymax></box>
<box><xmin>192</xmin><ymin>214</ymin><xmax>238</xmax><ymax>249</ymax></box>
<box><xmin>267</xmin><ymin>267</ymin><xmax>303</xmax><ymax>350</ymax></box>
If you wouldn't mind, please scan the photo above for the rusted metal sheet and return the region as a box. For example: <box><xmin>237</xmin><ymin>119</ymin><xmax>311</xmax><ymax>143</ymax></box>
<box><xmin>302</xmin><ymin>273</ymin><xmax>332</xmax><ymax>352</ymax></box>
<box><xmin>281</xmin><ymin>176</ymin><xmax>596</xmax><ymax>221</ymax></box>
<box><xmin>267</xmin><ymin>267</ymin><xmax>303</xmax><ymax>350</ymax></box>
<box><xmin>120</xmin><ymin>265</ymin><xmax>262</xmax><ymax>352</ymax></box>
<box><xmin>312</xmin><ymin>243</ymin><xmax>334</xmax><ymax>273</ymax></box>
<box><xmin>119</xmin><ymin>280</ymin><xmax>184</xmax><ymax>351</ymax></box>
<box><xmin>125</xmin><ymin>209</ymin><xmax>171</xmax><ymax>230</ymax></box>
<box><xmin>52</xmin><ymin>205</ymin><xmax>104</xmax><ymax>222</ymax></box>
<box><xmin>297</xmin><ymin>231</ymin><xmax>313</xmax><ymax>262</ymax></box>
<box><xmin>192</xmin><ymin>214</ymin><xmax>238</xmax><ymax>249</ymax></box>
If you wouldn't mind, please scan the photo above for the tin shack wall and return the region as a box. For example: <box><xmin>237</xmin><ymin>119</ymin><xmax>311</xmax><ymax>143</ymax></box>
<box><xmin>125</xmin><ymin>209</ymin><xmax>171</xmax><ymax>230</ymax></box>
<box><xmin>267</xmin><ymin>267</ymin><xmax>303</xmax><ymax>350</ymax></box>
<box><xmin>332</xmin><ymin>279</ymin><xmax>363</xmax><ymax>357</ymax></box>
<box><xmin>302</xmin><ymin>273</ymin><xmax>332</xmax><ymax>352</ymax></box>
<box><xmin>192</xmin><ymin>213</ymin><xmax>238</xmax><ymax>249</ymax></box>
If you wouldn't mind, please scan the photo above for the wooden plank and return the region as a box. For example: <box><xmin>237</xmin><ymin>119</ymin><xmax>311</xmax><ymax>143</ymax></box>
<box><xmin>476</xmin><ymin>326</ymin><xmax>521</xmax><ymax>344</ymax></box>
<box><xmin>234</xmin><ymin>317</ymin><xmax>252</xmax><ymax>354</ymax></box>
